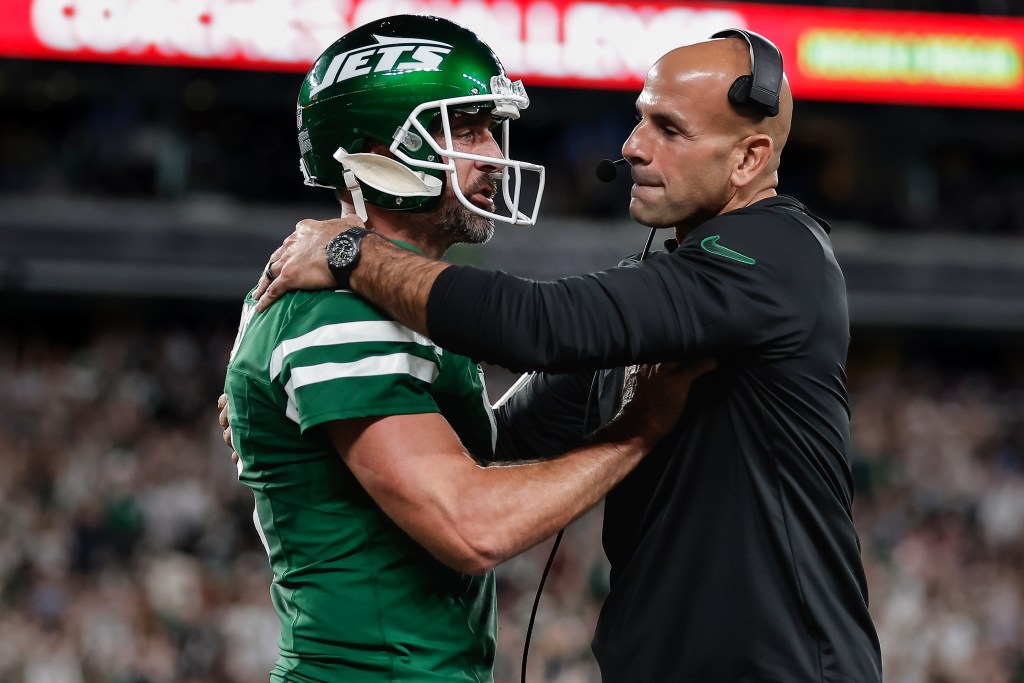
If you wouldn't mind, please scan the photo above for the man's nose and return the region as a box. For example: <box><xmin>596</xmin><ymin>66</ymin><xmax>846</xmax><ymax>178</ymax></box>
<box><xmin>475</xmin><ymin>130</ymin><xmax>504</xmax><ymax>173</ymax></box>
<box><xmin>622</xmin><ymin>123</ymin><xmax>647</xmax><ymax>166</ymax></box>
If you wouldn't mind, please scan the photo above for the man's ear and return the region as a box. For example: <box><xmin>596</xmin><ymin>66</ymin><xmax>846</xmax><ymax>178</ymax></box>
<box><xmin>730</xmin><ymin>134</ymin><xmax>773</xmax><ymax>188</ymax></box>
<box><xmin>366</xmin><ymin>140</ymin><xmax>394</xmax><ymax>158</ymax></box>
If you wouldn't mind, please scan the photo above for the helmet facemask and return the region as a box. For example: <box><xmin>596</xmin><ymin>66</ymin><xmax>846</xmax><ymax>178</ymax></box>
<box><xmin>330</xmin><ymin>75</ymin><xmax>545</xmax><ymax>226</ymax></box>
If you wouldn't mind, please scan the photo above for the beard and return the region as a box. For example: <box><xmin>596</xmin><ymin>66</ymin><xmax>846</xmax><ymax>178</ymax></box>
<box><xmin>403</xmin><ymin>176</ymin><xmax>497</xmax><ymax>250</ymax></box>
<box><xmin>435</xmin><ymin>197</ymin><xmax>495</xmax><ymax>246</ymax></box>
<box><xmin>434</xmin><ymin>173</ymin><xmax>498</xmax><ymax>245</ymax></box>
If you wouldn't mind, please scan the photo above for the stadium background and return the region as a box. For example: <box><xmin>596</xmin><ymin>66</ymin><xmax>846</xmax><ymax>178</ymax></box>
<box><xmin>2</xmin><ymin>0</ymin><xmax>1024</xmax><ymax>681</ymax></box>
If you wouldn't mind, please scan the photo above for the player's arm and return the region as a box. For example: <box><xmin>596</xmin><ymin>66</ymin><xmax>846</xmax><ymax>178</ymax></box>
<box><xmin>216</xmin><ymin>372</ymin><xmax>597</xmax><ymax>469</ymax></box>
<box><xmin>326</xmin><ymin>359</ymin><xmax>712</xmax><ymax>575</ymax></box>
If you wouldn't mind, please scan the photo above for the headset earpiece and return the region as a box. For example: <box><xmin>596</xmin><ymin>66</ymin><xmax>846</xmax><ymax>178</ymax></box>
<box><xmin>711</xmin><ymin>29</ymin><xmax>783</xmax><ymax>118</ymax></box>
<box><xmin>726</xmin><ymin>75</ymin><xmax>755</xmax><ymax>112</ymax></box>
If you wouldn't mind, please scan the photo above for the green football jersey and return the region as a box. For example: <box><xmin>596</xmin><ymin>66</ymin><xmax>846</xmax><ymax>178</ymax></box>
<box><xmin>225</xmin><ymin>285</ymin><xmax>498</xmax><ymax>683</ymax></box>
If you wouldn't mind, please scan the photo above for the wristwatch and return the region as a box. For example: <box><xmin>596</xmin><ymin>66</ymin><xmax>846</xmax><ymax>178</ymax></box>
<box><xmin>326</xmin><ymin>227</ymin><xmax>373</xmax><ymax>288</ymax></box>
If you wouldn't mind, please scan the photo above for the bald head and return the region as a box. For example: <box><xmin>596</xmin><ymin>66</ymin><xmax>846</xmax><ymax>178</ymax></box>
<box><xmin>658</xmin><ymin>37</ymin><xmax>792</xmax><ymax>158</ymax></box>
<box><xmin>622</xmin><ymin>34</ymin><xmax>794</xmax><ymax>232</ymax></box>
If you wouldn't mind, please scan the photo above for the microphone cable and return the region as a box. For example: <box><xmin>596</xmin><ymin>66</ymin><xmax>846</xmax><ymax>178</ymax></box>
<box><xmin>640</xmin><ymin>227</ymin><xmax>657</xmax><ymax>262</ymax></box>
<box><xmin>520</xmin><ymin>529</ymin><xmax>564</xmax><ymax>683</ymax></box>
<box><xmin>521</xmin><ymin>371</ymin><xmax>598</xmax><ymax>683</ymax></box>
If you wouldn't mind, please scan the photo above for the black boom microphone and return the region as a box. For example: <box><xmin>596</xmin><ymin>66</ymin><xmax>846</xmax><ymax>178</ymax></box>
<box><xmin>595</xmin><ymin>157</ymin><xmax>628</xmax><ymax>182</ymax></box>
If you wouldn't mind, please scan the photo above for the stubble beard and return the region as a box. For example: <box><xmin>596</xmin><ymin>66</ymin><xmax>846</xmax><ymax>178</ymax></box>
<box><xmin>407</xmin><ymin>176</ymin><xmax>497</xmax><ymax>250</ymax></box>
<box><xmin>436</xmin><ymin>198</ymin><xmax>495</xmax><ymax>246</ymax></box>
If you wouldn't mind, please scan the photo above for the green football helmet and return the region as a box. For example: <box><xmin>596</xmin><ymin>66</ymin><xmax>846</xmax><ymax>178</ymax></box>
<box><xmin>297</xmin><ymin>15</ymin><xmax>545</xmax><ymax>225</ymax></box>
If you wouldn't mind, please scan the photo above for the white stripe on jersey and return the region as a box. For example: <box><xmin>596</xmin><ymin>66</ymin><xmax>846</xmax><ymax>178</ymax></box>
<box><xmin>282</xmin><ymin>354</ymin><xmax>440</xmax><ymax>424</ymax></box>
<box><xmin>269</xmin><ymin>320</ymin><xmax>440</xmax><ymax>381</ymax></box>
<box><xmin>252</xmin><ymin>503</ymin><xmax>271</xmax><ymax>558</ymax></box>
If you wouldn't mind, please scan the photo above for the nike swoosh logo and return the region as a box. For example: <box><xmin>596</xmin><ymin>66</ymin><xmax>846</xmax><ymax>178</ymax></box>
<box><xmin>700</xmin><ymin>235</ymin><xmax>756</xmax><ymax>265</ymax></box>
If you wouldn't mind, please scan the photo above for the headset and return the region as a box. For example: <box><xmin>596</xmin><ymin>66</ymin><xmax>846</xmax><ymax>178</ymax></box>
<box><xmin>710</xmin><ymin>28</ymin><xmax>784</xmax><ymax>118</ymax></box>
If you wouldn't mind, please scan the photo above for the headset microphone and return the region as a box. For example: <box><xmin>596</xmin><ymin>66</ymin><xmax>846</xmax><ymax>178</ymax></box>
<box><xmin>596</xmin><ymin>158</ymin><xmax>628</xmax><ymax>182</ymax></box>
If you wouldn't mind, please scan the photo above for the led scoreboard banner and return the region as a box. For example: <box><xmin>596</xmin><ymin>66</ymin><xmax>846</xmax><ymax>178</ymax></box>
<box><xmin>1</xmin><ymin>0</ymin><xmax>1022</xmax><ymax>109</ymax></box>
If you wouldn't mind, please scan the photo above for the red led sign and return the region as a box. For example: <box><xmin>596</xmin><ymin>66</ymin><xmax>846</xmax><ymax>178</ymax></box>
<box><xmin>1</xmin><ymin>0</ymin><xmax>1022</xmax><ymax>109</ymax></box>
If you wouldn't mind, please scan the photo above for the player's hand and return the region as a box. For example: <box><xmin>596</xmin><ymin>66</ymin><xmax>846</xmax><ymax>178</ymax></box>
<box><xmin>614</xmin><ymin>358</ymin><xmax>716</xmax><ymax>448</ymax></box>
<box><xmin>255</xmin><ymin>215</ymin><xmax>367</xmax><ymax>313</ymax></box>
<box><xmin>217</xmin><ymin>393</ymin><xmax>240</xmax><ymax>467</ymax></box>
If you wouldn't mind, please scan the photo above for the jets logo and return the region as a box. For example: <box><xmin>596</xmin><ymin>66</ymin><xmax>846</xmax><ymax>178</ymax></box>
<box><xmin>309</xmin><ymin>35</ymin><xmax>454</xmax><ymax>98</ymax></box>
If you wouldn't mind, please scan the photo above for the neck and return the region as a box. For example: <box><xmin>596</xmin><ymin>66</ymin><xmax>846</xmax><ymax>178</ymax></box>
<box><xmin>340</xmin><ymin>202</ymin><xmax>450</xmax><ymax>259</ymax></box>
<box><xmin>673</xmin><ymin>187</ymin><xmax>777</xmax><ymax>243</ymax></box>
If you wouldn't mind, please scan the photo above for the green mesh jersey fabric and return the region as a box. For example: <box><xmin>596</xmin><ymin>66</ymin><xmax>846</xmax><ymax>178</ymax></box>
<box><xmin>225</xmin><ymin>285</ymin><xmax>497</xmax><ymax>683</ymax></box>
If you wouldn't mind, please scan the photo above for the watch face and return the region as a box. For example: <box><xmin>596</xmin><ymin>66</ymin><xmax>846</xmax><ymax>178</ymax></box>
<box><xmin>329</xmin><ymin>235</ymin><xmax>358</xmax><ymax>268</ymax></box>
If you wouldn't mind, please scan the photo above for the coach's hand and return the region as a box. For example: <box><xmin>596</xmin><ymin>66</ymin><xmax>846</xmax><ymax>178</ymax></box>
<box><xmin>608</xmin><ymin>358</ymin><xmax>716</xmax><ymax>449</ymax></box>
<box><xmin>256</xmin><ymin>215</ymin><xmax>365</xmax><ymax>312</ymax></box>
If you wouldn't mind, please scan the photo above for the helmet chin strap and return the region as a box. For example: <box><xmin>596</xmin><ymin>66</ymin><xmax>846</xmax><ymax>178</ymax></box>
<box><xmin>342</xmin><ymin>168</ymin><xmax>368</xmax><ymax>221</ymax></box>
<box><xmin>298</xmin><ymin>155</ymin><xmax>369</xmax><ymax>226</ymax></box>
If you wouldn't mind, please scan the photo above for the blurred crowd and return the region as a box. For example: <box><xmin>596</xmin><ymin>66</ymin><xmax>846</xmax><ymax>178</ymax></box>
<box><xmin>0</xmin><ymin>323</ymin><xmax>278</xmax><ymax>683</ymax></box>
<box><xmin>848</xmin><ymin>360</ymin><xmax>1024</xmax><ymax>682</ymax></box>
<box><xmin>0</xmin><ymin>322</ymin><xmax>1022</xmax><ymax>682</ymax></box>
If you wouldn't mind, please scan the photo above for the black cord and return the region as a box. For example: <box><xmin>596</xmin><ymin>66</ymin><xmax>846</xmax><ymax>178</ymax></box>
<box><xmin>520</xmin><ymin>528</ymin><xmax>563</xmax><ymax>683</ymax></box>
<box><xmin>640</xmin><ymin>226</ymin><xmax>657</xmax><ymax>262</ymax></box>
<box><xmin>521</xmin><ymin>371</ymin><xmax>601</xmax><ymax>683</ymax></box>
